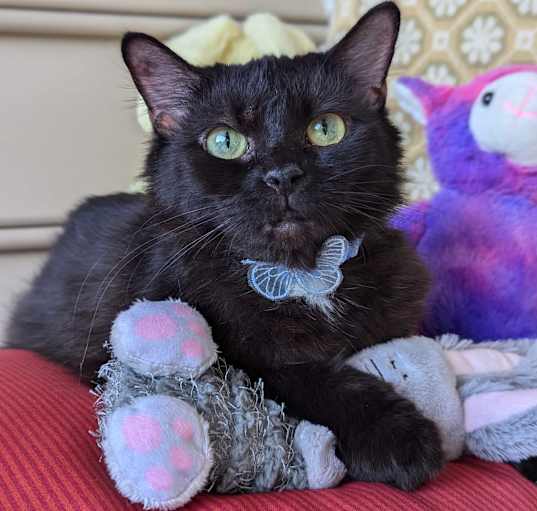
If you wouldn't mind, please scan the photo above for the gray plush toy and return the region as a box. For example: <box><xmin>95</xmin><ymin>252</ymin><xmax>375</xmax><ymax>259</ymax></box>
<box><xmin>95</xmin><ymin>299</ymin><xmax>347</xmax><ymax>510</ymax></box>
<box><xmin>349</xmin><ymin>335</ymin><xmax>537</xmax><ymax>463</ymax></box>
<box><xmin>96</xmin><ymin>299</ymin><xmax>537</xmax><ymax>510</ymax></box>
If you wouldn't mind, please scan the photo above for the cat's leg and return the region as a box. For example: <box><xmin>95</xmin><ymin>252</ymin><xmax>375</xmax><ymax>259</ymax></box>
<box><xmin>261</xmin><ymin>363</ymin><xmax>444</xmax><ymax>490</ymax></box>
<box><xmin>514</xmin><ymin>458</ymin><xmax>537</xmax><ymax>482</ymax></box>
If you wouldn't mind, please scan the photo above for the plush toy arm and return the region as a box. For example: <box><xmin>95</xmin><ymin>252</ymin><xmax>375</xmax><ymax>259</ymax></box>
<box><xmin>110</xmin><ymin>299</ymin><xmax>217</xmax><ymax>378</ymax></box>
<box><xmin>440</xmin><ymin>335</ymin><xmax>537</xmax><ymax>376</ymax></box>
<box><xmin>293</xmin><ymin>421</ymin><xmax>347</xmax><ymax>489</ymax></box>
<box><xmin>390</xmin><ymin>201</ymin><xmax>430</xmax><ymax>246</ymax></box>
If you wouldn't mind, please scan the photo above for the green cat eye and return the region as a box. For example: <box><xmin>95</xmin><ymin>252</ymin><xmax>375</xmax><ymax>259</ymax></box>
<box><xmin>206</xmin><ymin>126</ymin><xmax>248</xmax><ymax>160</ymax></box>
<box><xmin>307</xmin><ymin>113</ymin><xmax>346</xmax><ymax>147</ymax></box>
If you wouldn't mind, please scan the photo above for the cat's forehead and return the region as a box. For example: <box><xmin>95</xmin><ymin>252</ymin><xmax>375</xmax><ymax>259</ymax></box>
<box><xmin>204</xmin><ymin>55</ymin><xmax>349</xmax><ymax>121</ymax></box>
<box><xmin>230</xmin><ymin>55</ymin><xmax>325</xmax><ymax>90</ymax></box>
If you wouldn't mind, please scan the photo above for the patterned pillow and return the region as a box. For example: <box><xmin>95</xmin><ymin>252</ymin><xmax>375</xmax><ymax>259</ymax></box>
<box><xmin>345</xmin><ymin>1</ymin><xmax>537</xmax><ymax>201</ymax></box>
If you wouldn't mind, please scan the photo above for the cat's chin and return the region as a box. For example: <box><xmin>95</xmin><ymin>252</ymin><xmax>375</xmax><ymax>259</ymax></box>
<box><xmin>259</xmin><ymin>219</ymin><xmax>322</xmax><ymax>268</ymax></box>
<box><xmin>263</xmin><ymin>210</ymin><xmax>315</xmax><ymax>238</ymax></box>
<box><xmin>269</xmin><ymin>220</ymin><xmax>306</xmax><ymax>239</ymax></box>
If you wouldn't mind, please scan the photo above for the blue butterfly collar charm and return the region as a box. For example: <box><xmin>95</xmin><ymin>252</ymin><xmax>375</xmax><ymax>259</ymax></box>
<box><xmin>241</xmin><ymin>235</ymin><xmax>364</xmax><ymax>307</ymax></box>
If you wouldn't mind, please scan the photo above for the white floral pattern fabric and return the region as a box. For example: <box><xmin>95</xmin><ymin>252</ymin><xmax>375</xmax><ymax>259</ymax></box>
<box><xmin>429</xmin><ymin>0</ymin><xmax>466</xmax><ymax>18</ymax></box>
<box><xmin>404</xmin><ymin>158</ymin><xmax>440</xmax><ymax>202</ymax></box>
<box><xmin>423</xmin><ymin>63</ymin><xmax>457</xmax><ymax>85</ymax></box>
<box><xmin>461</xmin><ymin>16</ymin><xmax>505</xmax><ymax>65</ymax></box>
<box><xmin>394</xmin><ymin>19</ymin><xmax>423</xmax><ymax>66</ymax></box>
<box><xmin>511</xmin><ymin>0</ymin><xmax>537</xmax><ymax>15</ymax></box>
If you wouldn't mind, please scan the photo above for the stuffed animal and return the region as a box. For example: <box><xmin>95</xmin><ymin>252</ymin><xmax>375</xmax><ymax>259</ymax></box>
<box><xmin>96</xmin><ymin>299</ymin><xmax>537</xmax><ymax>509</ymax></box>
<box><xmin>95</xmin><ymin>299</ymin><xmax>346</xmax><ymax>510</ymax></box>
<box><xmin>350</xmin><ymin>335</ymin><xmax>537</xmax><ymax>464</ymax></box>
<box><xmin>391</xmin><ymin>66</ymin><xmax>537</xmax><ymax>341</ymax></box>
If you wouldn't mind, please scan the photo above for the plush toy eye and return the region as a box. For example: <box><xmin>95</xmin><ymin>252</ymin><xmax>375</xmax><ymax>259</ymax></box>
<box><xmin>482</xmin><ymin>91</ymin><xmax>494</xmax><ymax>106</ymax></box>
<box><xmin>307</xmin><ymin>113</ymin><xmax>346</xmax><ymax>146</ymax></box>
<box><xmin>206</xmin><ymin>127</ymin><xmax>248</xmax><ymax>160</ymax></box>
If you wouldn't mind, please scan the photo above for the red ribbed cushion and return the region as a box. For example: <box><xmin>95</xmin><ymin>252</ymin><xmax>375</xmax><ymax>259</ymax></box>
<box><xmin>1</xmin><ymin>349</ymin><xmax>537</xmax><ymax>511</ymax></box>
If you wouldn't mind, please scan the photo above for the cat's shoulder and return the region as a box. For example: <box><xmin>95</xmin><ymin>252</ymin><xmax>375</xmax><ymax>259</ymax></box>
<box><xmin>56</xmin><ymin>193</ymin><xmax>148</xmax><ymax>251</ymax></box>
<box><xmin>363</xmin><ymin>225</ymin><xmax>417</xmax><ymax>255</ymax></box>
<box><xmin>67</xmin><ymin>192</ymin><xmax>146</xmax><ymax>221</ymax></box>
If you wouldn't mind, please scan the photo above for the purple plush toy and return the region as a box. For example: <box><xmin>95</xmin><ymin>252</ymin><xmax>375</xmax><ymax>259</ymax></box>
<box><xmin>391</xmin><ymin>66</ymin><xmax>537</xmax><ymax>341</ymax></box>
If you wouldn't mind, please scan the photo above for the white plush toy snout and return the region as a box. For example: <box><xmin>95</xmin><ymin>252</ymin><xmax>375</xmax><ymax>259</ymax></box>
<box><xmin>469</xmin><ymin>72</ymin><xmax>537</xmax><ymax>168</ymax></box>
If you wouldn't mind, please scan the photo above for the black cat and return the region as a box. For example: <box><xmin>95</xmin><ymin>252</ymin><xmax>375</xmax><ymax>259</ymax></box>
<box><xmin>7</xmin><ymin>2</ymin><xmax>443</xmax><ymax>490</ymax></box>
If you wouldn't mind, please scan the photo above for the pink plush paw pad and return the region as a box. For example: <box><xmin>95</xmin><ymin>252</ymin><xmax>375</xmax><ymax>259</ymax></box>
<box><xmin>146</xmin><ymin>465</ymin><xmax>173</xmax><ymax>491</ymax></box>
<box><xmin>122</xmin><ymin>414</ymin><xmax>162</xmax><ymax>453</ymax></box>
<box><xmin>111</xmin><ymin>299</ymin><xmax>217</xmax><ymax>377</ymax></box>
<box><xmin>186</xmin><ymin>319</ymin><xmax>208</xmax><ymax>338</ymax></box>
<box><xmin>181</xmin><ymin>339</ymin><xmax>204</xmax><ymax>360</ymax></box>
<box><xmin>135</xmin><ymin>313</ymin><xmax>177</xmax><ymax>341</ymax></box>
<box><xmin>104</xmin><ymin>395</ymin><xmax>212</xmax><ymax>507</ymax></box>
<box><xmin>173</xmin><ymin>419</ymin><xmax>194</xmax><ymax>440</ymax></box>
<box><xmin>171</xmin><ymin>447</ymin><xmax>194</xmax><ymax>471</ymax></box>
<box><xmin>173</xmin><ymin>303</ymin><xmax>196</xmax><ymax>319</ymax></box>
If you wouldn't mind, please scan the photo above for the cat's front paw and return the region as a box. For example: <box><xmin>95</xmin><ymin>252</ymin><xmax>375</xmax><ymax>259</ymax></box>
<box><xmin>343</xmin><ymin>398</ymin><xmax>444</xmax><ymax>490</ymax></box>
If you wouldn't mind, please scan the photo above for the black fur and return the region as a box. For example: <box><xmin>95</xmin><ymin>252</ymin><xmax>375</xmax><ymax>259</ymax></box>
<box><xmin>514</xmin><ymin>459</ymin><xmax>537</xmax><ymax>483</ymax></box>
<box><xmin>7</xmin><ymin>3</ymin><xmax>444</xmax><ymax>490</ymax></box>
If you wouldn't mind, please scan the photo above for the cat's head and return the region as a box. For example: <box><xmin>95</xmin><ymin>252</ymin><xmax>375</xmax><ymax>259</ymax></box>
<box><xmin>122</xmin><ymin>2</ymin><xmax>402</xmax><ymax>268</ymax></box>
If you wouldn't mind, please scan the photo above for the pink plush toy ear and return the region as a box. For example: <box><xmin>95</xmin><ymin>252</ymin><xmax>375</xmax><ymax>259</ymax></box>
<box><xmin>445</xmin><ymin>348</ymin><xmax>522</xmax><ymax>376</ymax></box>
<box><xmin>393</xmin><ymin>77</ymin><xmax>453</xmax><ymax>124</ymax></box>
<box><xmin>446</xmin><ymin>347</ymin><xmax>537</xmax><ymax>434</ymax></box>
<box><xmin>464</xmin><ymin>389</ymin><xmax>537</xmax><ymax>432</ymax></box>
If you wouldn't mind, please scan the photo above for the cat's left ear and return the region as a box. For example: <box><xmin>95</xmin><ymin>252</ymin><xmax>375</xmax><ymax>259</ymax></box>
<box><xmin>328</xmin><ymin>1</ymin><xmax>400</xmax><ymax>109</ymax></box>
<box><xmin>122</xmin><ymin>32</ymin><xmax>201</xmax><ymax>136</ymax></box>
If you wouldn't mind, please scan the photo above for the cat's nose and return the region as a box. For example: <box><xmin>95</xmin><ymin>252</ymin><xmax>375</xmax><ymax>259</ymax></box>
<box><xmin>263</xmin><ymin>165</ymin><xmax>305</xmax><ymax>194</ymax></box>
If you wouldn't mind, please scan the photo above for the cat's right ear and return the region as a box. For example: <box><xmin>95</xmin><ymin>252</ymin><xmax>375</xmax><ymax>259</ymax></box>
<box><xmin>122</xmin><ymin>32</ymin><xmax>200</xmax><ymax>136</ymax></box>
<box><xmin>328</xmin><ymin>2</ymin><xmax>400</xmax><ymax>109</ymax></box>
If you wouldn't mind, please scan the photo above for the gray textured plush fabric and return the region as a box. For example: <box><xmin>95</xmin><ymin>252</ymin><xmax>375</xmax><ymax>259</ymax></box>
<box><xmin>96</xmin><ymin>298</ymin><xmax>537</xmax><ymax>508</ymax></box>
<box><xmin>95</xmin><ymin>299</ymin><xmax>347</xmax><ymax>509</ymax></box>
<box><xmin>445</xmin><ymin>335</ymin><xmax>537</xmax><ymax>463</ymax></box>
<box><xmin>96</xmin><ymin>357</ymin><xmax>308</xmax><ymax>494</ymax></box>
<box><xmin>466</xmin><ymin>406</ymin><xmax>537</xmax><ymax>463</ymax></box>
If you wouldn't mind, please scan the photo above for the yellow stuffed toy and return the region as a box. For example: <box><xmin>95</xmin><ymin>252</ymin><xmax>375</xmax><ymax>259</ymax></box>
<box><xmin>136</xmin><ymin>14</ymin><xmax>316</xmax><ymax>132</ymax></box>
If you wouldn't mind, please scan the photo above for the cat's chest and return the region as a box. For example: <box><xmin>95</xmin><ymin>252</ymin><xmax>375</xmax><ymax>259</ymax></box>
<box><xmin>210</xmin><ymin>276</ymin><xmax>357</xmax><ymax>364</ymax></box>
<box><xmin>234</xmin><ymin>305</ymin><xmax>352</xmax><ymax>366</ymax></box>
<box><xmin>176</xmin><ymin>249</ymin><xmax>367</xmax><ymax>365</ymax></box>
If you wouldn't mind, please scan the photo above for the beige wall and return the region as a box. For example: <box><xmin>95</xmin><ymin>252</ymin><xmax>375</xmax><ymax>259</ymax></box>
<box><xmin>0</xmin><ymin>1</ymin><xmax>325</xmax><ymax>340</ymax></box>
<box><xmin>0</xmin><ymin>252</ymin><xmax>48</xmax><ymax>343</ymax></box>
